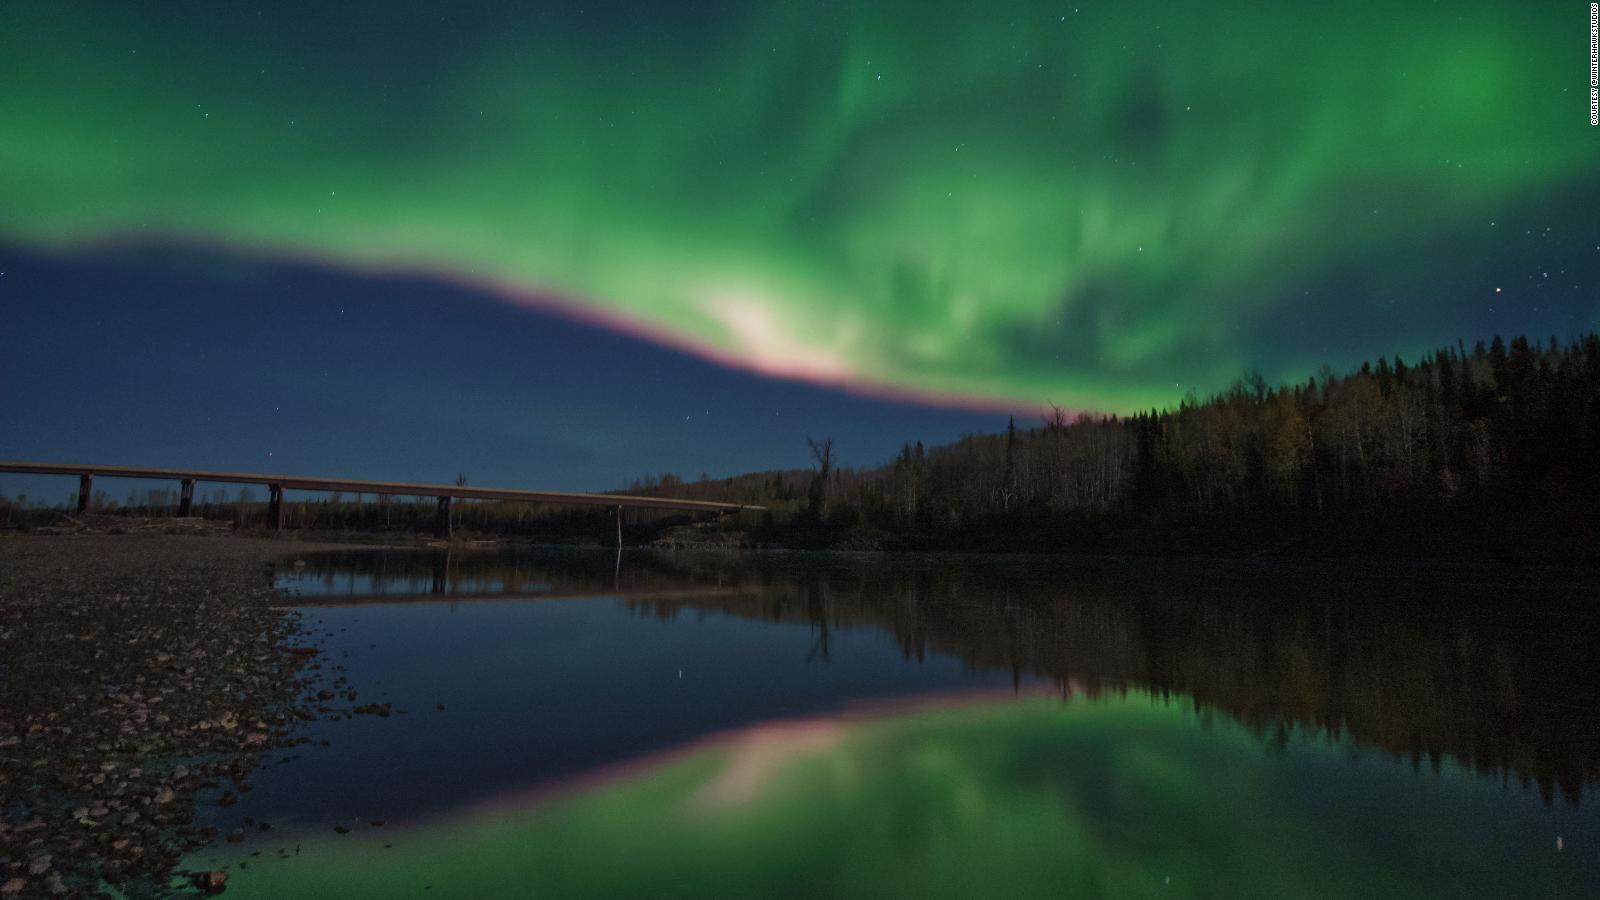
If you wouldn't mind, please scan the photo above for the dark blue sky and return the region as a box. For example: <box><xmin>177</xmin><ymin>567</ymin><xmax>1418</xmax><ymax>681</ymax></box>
<box><xmin>0</xmin><ymin>243</ymin><xmax>1013</xmax><ymax>504</ymax></box>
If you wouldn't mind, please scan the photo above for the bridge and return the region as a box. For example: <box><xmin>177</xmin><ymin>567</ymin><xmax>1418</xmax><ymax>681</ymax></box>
<box><xmin>0</xmin><ymin>461</ymin><xmax>763</xmax><ymax>539</ymax></box>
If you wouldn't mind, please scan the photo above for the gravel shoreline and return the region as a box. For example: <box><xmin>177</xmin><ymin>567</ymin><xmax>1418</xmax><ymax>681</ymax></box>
<box><xmin>0</xmin><ymin>534</ymin><xmax>354</xmax><ymax>898</ymax></box>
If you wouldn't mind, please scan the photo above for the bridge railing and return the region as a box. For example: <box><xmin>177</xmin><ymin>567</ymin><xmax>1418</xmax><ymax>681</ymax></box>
<box><xmin>0</xmin><ymin>461</ymin><xmax>762</xmax><ymax>539</ymax></box>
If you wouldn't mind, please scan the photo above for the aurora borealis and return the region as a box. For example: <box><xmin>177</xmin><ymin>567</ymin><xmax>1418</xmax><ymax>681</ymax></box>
<box><xmin>6</xmin><ymin>4</ymin><xmax>1600</xmax><ymax>889</ymax></box>
<box><xmin>3</xmin><ymin>1</ymin><xmax>1596</xmax><ymax>418</ymax></box>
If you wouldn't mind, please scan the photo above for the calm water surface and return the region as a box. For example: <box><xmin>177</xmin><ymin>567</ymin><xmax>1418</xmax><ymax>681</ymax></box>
<box><xmin>187</xmin><ymin>549</ymin><xmax>1600</xmax><ymax>897</ymax></box>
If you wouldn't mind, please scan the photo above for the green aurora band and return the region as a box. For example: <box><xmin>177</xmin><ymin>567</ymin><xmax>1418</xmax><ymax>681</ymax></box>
<box><xmin>1</xmin><ymin>1</ymin><xmax>1595</xmax><ymax>411</ymax></box>
<box><xmin>187</xmin><ymin>693</ymin><xmax>1594</xmax><ymax>898</ymax></box>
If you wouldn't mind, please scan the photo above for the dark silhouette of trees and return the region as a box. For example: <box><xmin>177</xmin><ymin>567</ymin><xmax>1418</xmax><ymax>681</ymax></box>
<box><xmin>637</xmin><ymin>332</ymin><xmax>1600</xmax><ymax>558</ymax></box>
<box><xmin>806</xmin><ymin>436</ymin><xmax>834</xmax><ymax>522</ymax></box>
<box><xmin>12</xmin><ymin>332</ymin><xmax>1595</xmax><ymax>557</ymax></box>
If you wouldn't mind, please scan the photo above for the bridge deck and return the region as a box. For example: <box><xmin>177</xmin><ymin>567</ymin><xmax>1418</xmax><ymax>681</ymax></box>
<box><xmin>0</xmin><ymin>461</ymin><xmax>761</xmax><ymax>519</ymax></box>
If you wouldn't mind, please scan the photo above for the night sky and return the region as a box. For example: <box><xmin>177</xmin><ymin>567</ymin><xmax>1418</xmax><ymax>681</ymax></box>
<box><xmin>2</xmin><ymin>1</ymin><xmax>1597</xmax><ymax>495</ymax></box>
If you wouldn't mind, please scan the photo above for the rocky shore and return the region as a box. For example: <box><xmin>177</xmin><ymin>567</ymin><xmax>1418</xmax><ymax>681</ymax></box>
<box><xmin>0</xmin><ymin>535</ymin><xmax>344</xmax><ymax>898</ymax></box>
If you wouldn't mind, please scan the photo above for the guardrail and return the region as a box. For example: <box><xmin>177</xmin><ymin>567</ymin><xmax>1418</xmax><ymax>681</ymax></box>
<box><xmin>0</xmin><ymin>461</ymin><xmax>762</xmax><ymax>538</ymax></box>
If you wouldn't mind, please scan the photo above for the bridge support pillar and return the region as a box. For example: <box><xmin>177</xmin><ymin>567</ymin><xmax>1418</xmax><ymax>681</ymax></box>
<box><xmin>77</xmin><ymin>474</ymin><xmax>92</xmax><ymax>514</ymax></box>
<box><xmin>268</xmin><ymin>484</ymin><xmax>284</xmax><ymax>531</ymax></box>
<box><xmin>178</xmin><ymin>479</ymin><xmax>195</xmax><ymax>517</ymax></box>
<box><xmin>435</xmin><ymin>495</ymin><xmax>452</xmax><ymax>539</ymax></box>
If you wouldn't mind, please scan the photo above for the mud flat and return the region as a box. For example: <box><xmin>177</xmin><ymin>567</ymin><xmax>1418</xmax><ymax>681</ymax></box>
<box><xmin>0</xmin><ymin>535</ymin><xmax>347</xmax><ymax>898</ymax></box>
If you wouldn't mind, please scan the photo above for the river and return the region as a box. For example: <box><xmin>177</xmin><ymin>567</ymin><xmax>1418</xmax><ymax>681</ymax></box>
<box><xmin>184</xmin><ymin>548</ymin><xmax>1600</xmax><ymax>897</ymax></box>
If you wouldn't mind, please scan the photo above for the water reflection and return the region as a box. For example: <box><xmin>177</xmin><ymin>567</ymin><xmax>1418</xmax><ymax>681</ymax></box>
<box><xmin>202</xmin><ymin>691</ymin><xmax>1599</xmax><ymax>899</ymax></box>
<box><xmin>279</xmin><ymin>548</ymin><xmax>1600</xmax><ymax>808</ymax></box>
<box><xmin>176</xmin><ymin>548</ymin><xmax>1600</xmax><ymax>896</ymax></box>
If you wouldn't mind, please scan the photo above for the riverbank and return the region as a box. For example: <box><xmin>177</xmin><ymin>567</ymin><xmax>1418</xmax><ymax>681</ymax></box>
<box><xmin>0</xmin><ymin>534</ymin><xmax>353</xmax><ymax>897</ymax></box>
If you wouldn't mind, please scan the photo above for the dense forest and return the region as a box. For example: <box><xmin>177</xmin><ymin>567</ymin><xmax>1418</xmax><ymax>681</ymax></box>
<box><xmin>6</xmin><ymin>332</ymin><xmax>1598</xmax><ymax>559</ymax></box>
<box><xmin>633</xmin><ymin>332</ymin><xmax>1600</xmax><ymax>558</ymax></box>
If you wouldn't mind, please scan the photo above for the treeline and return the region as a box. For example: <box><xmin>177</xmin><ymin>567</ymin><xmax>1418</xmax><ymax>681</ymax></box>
<box><xmin>640</xmin><ymin>333</ymin><xmax>1600</xmax><ymax>558</ymax></box>
<box><xmin>8</xmin><ymin>332</ymin><xmax>1598</xmax><ymax>557</ymax></box>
